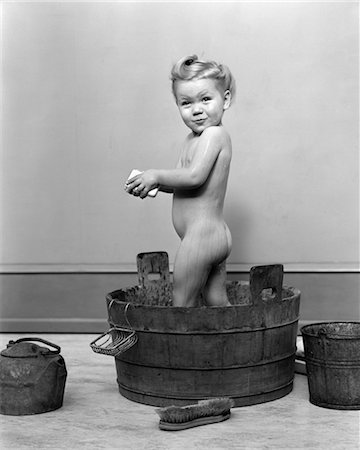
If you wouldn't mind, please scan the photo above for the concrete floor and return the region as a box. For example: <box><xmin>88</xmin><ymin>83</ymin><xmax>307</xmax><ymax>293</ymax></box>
<box><xmin>0</xmin><ymin>334</ymin><xmax>359</xmax><ymax>450</ymax></box>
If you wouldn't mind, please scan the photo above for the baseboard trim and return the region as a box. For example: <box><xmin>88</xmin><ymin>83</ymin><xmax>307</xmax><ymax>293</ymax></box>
<box><xmin>0</xmin><ymin>262</ymin><xmax>358</xmax><ymax>273</ymax></box>
<box><xmin>0</xmin><ymin>318</ymin><xmax>108</xmax><ymax>334</ymax></box>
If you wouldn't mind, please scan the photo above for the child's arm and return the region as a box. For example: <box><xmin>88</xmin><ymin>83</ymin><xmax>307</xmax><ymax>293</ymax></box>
<box><xmin>157</xmin><ymin>156</ymin><xmax>182</xmax><ymax>194</ymax></box>
<box><xmin>158</xmin><ymin>185</ymin><xmax>174</xmax><ymax>193</ymax></box>
<box><xmin>126</xmin><ymin>127</ymin><xmax>223</xmax><ymax>198</ymax></box>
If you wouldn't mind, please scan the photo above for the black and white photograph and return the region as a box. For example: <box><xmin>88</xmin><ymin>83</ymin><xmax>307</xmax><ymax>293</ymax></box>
<box><xmin>0</xmin><ymin>1</ymin><xmax>359</xmax><ymax>448</ymax></box>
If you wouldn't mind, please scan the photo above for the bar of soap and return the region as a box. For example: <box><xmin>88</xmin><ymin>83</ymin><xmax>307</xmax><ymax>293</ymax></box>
<box><xmin>127</xmin><ymin>169</ymin><xmax>159</xmax><ymax>197</ymax></box>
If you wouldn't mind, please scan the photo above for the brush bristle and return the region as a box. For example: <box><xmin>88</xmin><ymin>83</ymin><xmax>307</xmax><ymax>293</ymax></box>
<box><xmin>155</xmin><ymin>397</ymin><xmax>234</xmax><ymax>424</ymax></box>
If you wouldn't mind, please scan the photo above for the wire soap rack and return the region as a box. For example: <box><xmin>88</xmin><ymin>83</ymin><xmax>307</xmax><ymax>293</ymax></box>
<box><xmin>90</xmin><ymin>302</ymin><xmax>138</xmax><ymax>357</ymax></box>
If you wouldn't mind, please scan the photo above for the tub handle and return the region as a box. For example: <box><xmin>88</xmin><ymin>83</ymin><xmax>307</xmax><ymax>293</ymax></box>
<box><xmin>137</xmin><ymin>251</ymin><xmax>170</xmax><ymax>290</ymax></box>
<box><xmin>107</xmin><ymin>300</ymin><xmax>134</xmax><ymax>329</ymax></box>
<box><xmin>250</xmin><ymin>264</ymin><xmax>284</xmax><ymax>306</ymax></box>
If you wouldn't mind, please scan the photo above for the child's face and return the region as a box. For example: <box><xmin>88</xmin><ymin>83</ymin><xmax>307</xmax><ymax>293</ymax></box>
<box><xmin>174</xmin><ymin>78</ymin><xmax>231</xmax><ymax>135</ymax></box>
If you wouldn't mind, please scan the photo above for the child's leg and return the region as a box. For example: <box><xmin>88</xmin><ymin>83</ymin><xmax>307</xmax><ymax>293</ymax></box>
<box><xmin>172</xmin><ymin>223</ymin><xmax>232</xmax><ymax>307</ymax></box>
<box><xmin>203</xmin><ymin>260</ymin><xmax>231</xmax><ymax>306</ymax></box>
<box><xmin>172</xmin><ymin>237</ymin><xmax>211</xmax><ymax>307</ymax></box>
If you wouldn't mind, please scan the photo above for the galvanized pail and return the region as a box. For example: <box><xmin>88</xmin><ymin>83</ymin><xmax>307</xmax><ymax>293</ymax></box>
<box><xmin>301</xmin><ymin>322</ymin><xmax>360</xmax><ymax>410</ymax></box>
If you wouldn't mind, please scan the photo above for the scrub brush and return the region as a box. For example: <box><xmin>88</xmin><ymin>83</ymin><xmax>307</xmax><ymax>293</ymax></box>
<box><xmin>155</xmin><ymin>397</ymin><xmax>234</xmax><ymax>431</ymax></box>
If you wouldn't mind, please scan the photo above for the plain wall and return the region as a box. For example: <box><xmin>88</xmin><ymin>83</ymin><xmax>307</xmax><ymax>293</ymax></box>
<box><xmin>0</xmin><ymin>2</ymin><xmax>359</xmax><ymax>331</ymax></box>
<box><xmin>1</xmin><ymin>1</ymin><xmax>358</xmax><ymax>272</ymax></box>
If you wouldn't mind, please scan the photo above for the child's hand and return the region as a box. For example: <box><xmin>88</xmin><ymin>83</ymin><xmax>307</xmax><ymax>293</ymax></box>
<box><xmin>125</xmin><ymin>169</ymin><xmax>159</xmax><ymax>199</ymax></box>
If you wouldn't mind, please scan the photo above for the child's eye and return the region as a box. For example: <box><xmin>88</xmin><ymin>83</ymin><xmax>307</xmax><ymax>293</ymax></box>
<box><xmin>181</xmin><ymin>101</ymin><xmax>190</xmax><ymax>107</ymax></box>
<box><xmin>202</xmin><ymin>97</ymin><xmax>211</xmax><ymax>102</ymax></box>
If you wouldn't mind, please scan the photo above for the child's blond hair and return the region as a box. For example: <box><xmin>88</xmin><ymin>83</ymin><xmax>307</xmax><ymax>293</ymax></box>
<box><xmin>171</xmin><ymin>55</ymin><xmax>236</xmax><ymax>102</ymax></box>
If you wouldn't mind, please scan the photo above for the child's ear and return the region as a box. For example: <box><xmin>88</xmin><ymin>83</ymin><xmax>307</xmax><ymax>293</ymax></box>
<box><xmin>223</xmin><ymin>90</ymin><xmax>231</xmax><ymax>110</ymax></box>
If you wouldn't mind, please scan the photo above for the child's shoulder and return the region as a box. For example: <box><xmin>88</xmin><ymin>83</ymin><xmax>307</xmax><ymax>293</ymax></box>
<box><xmin>201</xmin><ymin>125</ymin><xmax>230</xmax><ymax>143</ymax></box>
<box><xmin>185</xmin><ymin>126</ymin><xmax>230</xmax><ymax>145</ymax></box>
<box><xmin>203</xmin><ymin>125</ymin><xmax>229</xmax><ymax>137</ymax></box>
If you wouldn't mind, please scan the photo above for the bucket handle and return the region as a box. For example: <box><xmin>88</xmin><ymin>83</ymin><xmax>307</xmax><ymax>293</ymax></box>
<box><xmin>7</xmin><ymin>337</ymin><xmax>61</xmax><ymax>354</ymax></box>
<box><xmin>250</xmin><ymin>264</ymin><xmax>284</xmax><ymax>307</ymax></box>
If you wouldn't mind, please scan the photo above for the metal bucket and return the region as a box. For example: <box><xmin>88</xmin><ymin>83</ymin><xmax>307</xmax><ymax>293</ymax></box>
<box><xmin>104</xmin><ymin>252</ymin><xmax>300</xmax><ymax>407</ymax></box>
<box><xmin>301</xmin><ymin>322</ymin><xmax>360</xmax><ymax>410</ymax></box>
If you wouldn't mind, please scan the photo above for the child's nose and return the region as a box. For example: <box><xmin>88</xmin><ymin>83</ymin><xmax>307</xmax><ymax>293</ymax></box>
<box><xmin>192</xmin><ymin>103</ymin><xmax>203</xmax><ymax>115</ymax></box>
